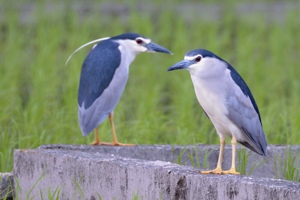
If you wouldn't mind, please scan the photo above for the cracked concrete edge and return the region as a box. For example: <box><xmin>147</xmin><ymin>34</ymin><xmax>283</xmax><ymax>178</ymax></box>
<box><xmin>0</xmin><ymin>173</ymin><xmax>14</xmax><ymax>199</ymax></box>
<box><xmin>39</xmin><ymin>144</ymin><xmax>300</xmax><ymax>179</ymax></box>
<box><xmin>13</xmin><ymin>148</ymin><xmax>300</xmax><ymax>200</ymax></box>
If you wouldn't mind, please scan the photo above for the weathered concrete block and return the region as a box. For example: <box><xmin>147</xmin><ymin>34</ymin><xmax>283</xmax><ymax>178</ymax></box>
<box><xmin>0</xmin><ymin>173</ymin><xmax>13</xmax><ymax>200</ymax></box>
<box><xmin>14</xmin><ymin>145</ymin><xmax>300</xmax><ymax>200</ymax></box>
<box><xmin>38</xmin><ymin>144</ymin><xmax>300</xmax><ymax>179</ymax></box>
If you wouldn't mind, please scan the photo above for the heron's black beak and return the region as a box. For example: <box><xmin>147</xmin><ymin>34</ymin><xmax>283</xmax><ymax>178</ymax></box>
<box><xmin>146</xmin><ymin>42</ymin><xmax>172</xmax><ymax>54</ymax></box>
<box><xmin>167</xmin><ymin>60</ymin><xmax>190</xmax><ymax>71</ymax></box>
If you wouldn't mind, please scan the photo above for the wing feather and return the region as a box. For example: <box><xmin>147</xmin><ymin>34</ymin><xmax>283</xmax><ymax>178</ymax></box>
<box><xmin>227</xmin><ymin>66</ymin><xmax>267</xmax><ymax>155</ymax></box>
<box><xmin>78</xmin><ymin>40</ymin><xmax>121</xmax><ymax>135</ymax></box>
<box><xmin>78</xmin><ymin>40</ymin><xmax>121</xmax><ymax>109</ymax></box>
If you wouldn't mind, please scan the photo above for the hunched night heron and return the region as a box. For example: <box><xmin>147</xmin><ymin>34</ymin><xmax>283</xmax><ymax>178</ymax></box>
<box><xmin>167</xmin><ymin>49</ymin><xmax>267</xmax><ymax>174</ymax></box>
<box><xmin>68</xmin><ymin>33</ymin><xmax>172</xmax><ymax>145</ymax></box>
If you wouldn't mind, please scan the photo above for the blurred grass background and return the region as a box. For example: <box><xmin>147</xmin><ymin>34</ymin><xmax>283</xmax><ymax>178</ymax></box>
<box><xmin>0</xmin><ymin>1</ymin><xmax>300</xmax><ymax>172</ymax></box>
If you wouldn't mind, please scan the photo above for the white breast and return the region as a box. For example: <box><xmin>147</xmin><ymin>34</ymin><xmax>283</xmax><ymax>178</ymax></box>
<box><xmin>189</xmin><ymin>59</ymin><xmax>245</xmax><ymax>140</ymax></box>
<box><xmin>190</xmin><ymin>72</ymin><xmax>229</xmax><ymax>130</ymax></box>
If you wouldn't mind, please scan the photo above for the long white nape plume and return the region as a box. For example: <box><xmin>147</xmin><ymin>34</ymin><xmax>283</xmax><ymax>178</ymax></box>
<box><xmin>65</xmin><ymin>37</ymin><xmax>110</xmax><ymax>66</ymax></box>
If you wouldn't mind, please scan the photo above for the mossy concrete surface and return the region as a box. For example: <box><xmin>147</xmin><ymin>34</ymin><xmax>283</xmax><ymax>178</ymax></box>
<box><xmin>13</xmin><ymin>145</ymin><xmax>300</xmax><ymax>200</ymax></box>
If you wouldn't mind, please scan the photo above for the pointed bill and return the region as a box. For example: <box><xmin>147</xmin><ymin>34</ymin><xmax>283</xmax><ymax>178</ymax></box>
<box><xmin>145</xmin><ymin>42</ymin><xmax>172</xmax><ymax>54</ymax></box>
<box><xmin>167</xmin><ymin>60</ymin><xmax>191</xmax><ymax>71</ymax></box>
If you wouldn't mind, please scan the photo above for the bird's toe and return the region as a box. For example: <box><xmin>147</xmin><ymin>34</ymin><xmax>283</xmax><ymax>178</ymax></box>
<box><xmin>222</xmin><ymin>168</ymin><xmax>240</xmax><ymax>175</ymax></box>
<box><xmin>201</xmin><ymin>167</ymin><xmax>223</xmax><ymax>175</ymax></box>
<box><xmin>112</xmin><ymin>142</ymin><xmax>136</xmax><ymax>146</ymax></box>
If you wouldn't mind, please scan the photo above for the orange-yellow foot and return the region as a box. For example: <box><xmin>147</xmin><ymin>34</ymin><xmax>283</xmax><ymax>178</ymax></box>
<box><xmin>111</xmin><ymin>142</ymin><xmax>135</xmax><ymax>146</ymax></box>
<box><xmin>201</xmin><ymin>167</ymin><xmax>224</xmax><ymax>175</ymax></box>
<box><xmin>90</xmin><ymin>141</ymin><xmax>135</xmax><ymax>146</ymax></box>
<box><xmin>90</xmin><ymin>141</ymin><xmax>112</xmax><ymax>145</ymax></box>
<box><xmin>222</xmin><ymin>168</ymin><xmax>240</xmax><ymax>175</ymax></box>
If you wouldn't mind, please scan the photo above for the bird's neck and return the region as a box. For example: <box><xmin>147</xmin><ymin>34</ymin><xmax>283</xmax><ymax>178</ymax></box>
<box><xmin>119</xmin><ymin>45</ymin><xmax>137</xmax><ymax>65</ymax></box>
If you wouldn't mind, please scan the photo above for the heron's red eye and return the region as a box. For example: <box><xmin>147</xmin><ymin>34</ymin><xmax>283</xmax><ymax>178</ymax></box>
<box><xmin>136</xmin><ymin>39</ymin><xmax>143</xmax><ymax>44</ymax></box>
<box><xmin>195</xmin><ymin>56</ymin><xmax>202</xmax><ymax>62</ymax></box>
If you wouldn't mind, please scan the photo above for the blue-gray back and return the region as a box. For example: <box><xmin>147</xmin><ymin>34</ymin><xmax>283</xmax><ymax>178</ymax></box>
<box><xmin>78</xmin><ymin>40</ymin><xmax>121</xmax><ymax>109</ymax></box>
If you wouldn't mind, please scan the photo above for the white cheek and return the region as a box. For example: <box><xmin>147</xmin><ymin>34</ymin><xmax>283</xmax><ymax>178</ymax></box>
<box><xmin>188</xmin><ymin>63</ymin><xmax>208</xmax><ymax>76</ymax></box>
<box><xmin>189</xmin><ymin>63</ymin><xmax>200</xmax><ymax>69</ymax></box>
<box><xmin>117</xmin><ymin>40</ymin><xmax>147</xmax><ymax>54</ymax></box>
<box><xmin>134</xmin><ymin>45</ymin><xmax>147</xmax><ymax>52</ymax></box>
<box><xmin>189</xmin><ymin>58</ymin><xmax>227</xmax><ymax>78</ymax></box>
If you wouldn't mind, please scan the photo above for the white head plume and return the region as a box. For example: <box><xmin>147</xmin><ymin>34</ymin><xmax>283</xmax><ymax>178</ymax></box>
<box><xmin>65</xmin><ymin>37</ymin><xmax>110</xmax><ymax>66</ymax></box>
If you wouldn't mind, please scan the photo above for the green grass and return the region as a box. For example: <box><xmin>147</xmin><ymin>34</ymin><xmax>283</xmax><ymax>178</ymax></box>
<box><xmin>237</xmin><ymin>147</ymin><xmax>266</xmax><ymax>176</ymax></box>
<box><xmin>1</xmin><ymin>0</ymin><xmax>300</xmax><ymax>173</ymax></box>
<box><xmin>274</xmin><ymin>146</ymin><xmax>300</xmax><ymax>182</ymax></box>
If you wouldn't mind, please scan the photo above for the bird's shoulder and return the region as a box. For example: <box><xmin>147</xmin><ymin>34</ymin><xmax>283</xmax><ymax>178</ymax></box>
<box><xmin>85</xmin><ymin>40</ymin><xmax>121</xmax><ymax>68</ymax></box>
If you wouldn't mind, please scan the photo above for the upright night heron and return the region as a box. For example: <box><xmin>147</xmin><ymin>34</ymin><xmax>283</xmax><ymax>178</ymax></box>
<box><xmin>167</xmin><ymin>49</ymin><xmax>267</xmax><ymax>174</ymax></box>
<box><xmin>68</xmin><ymin>33</ymin><xmax>171</xmax><ymax>146</ymax></box>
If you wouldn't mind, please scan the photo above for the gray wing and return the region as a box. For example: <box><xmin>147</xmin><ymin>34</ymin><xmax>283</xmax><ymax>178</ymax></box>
<box><xmin>226</xmin><ymin>67</ymin><xmax>267</xmax><ymax>155</ymax></box>
<box><xmin>78</xmin><ymin>40</ymin><xmax>120</xmax><ymax>109</ymax></box>
<box><xmin>78</xmin><ymin>40</ymin><xmax>121</xmax><ymax>136</ymax></box>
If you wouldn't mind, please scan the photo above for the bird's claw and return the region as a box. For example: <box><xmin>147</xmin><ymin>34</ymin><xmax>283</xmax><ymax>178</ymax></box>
<box><xmin>90</xmin><ymin>141</ymin><xmax>135</xmax><ymax>146</ymax></box>
<box><xmin>201</xmin><ymin>167</ymin><xmax>223</xmax><ymax>175</ymax></box>
<box><xmin>90</xmin><ymin>141</ymin><xmax>112</xmax><ymax>145</ymax></box>
<box><xmin>222</xmin><ymin>168</ymin><xmax>240</xmax><ymax>175</ymax></box>
<box><xmin>201</xmin><ymin>167</ymin><xmax>240</xmax><ymax>175</ymax></box>
<box><xmin>112</xmin><ymin>142</ymin><xmax>135</xmax><ymax>146</ymax></box>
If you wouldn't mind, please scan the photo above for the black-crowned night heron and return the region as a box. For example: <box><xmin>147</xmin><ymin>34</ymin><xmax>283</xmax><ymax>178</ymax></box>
<box><xmin>68</xmin><ymin>33</ymin><xmax>171</xmax><ymax>146</ymax></box>
<box><xmin>167</xmin><ymin>49</ymin><xmax>267</xmax><ymax>175</ymax></box>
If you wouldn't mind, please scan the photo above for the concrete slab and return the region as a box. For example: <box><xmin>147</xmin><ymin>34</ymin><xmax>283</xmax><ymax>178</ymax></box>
<box><xmin>14</xmin><ymin>145</ymin><xmax>300</xmax><ymax>200</ymax></box>
<box><xmin>39</xmin><ymin>144</ymin><xmax>300</xmax><ymax>179</ymax></box>
<box><xmin>0</xmin><ymin>173</ymin><xmax>13</xmax><ymax>200</ymax></box>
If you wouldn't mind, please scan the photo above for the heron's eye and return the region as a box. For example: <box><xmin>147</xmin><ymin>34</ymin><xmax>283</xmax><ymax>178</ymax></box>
<box><xmin>195</xmin><ymin>56</ymin><xmax>202</xmax><ymax>62</ymax></box>
<box><xmin>136</xmin><ymin>39</ymin><xmax>143</xmax><ymax>44</ymax></box>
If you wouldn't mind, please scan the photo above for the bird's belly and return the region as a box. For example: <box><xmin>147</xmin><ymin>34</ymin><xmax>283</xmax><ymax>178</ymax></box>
<box><xmin>205</xmin><ymin>109</ymin><xmax>246</xmax><ymax>141</ymax></box>
<box><xmin>193</xmin><ymin>81</ymin><xmax>228</xmax><ymax>121</ymax></box>
<box><xmin>192</xmin><ymin>79</ymin><xmax>245</xmax><ymax>140</ymax></box>
<box><xmin>209</xmin><ymin>114</ymin><xmax>245</xmax><ymax>141</ymax></box>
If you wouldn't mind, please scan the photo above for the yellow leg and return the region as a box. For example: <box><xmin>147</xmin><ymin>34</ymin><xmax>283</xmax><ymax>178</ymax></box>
<box><xmin>90</xmin><ymin>113</ymin><xmax>135</xmax><ymax>146</ymax></box>
<box><xmin>201</xmin><ymin>138</ymin><xmax>225</xmax><ymax>174</ymax></box>
<box><xmin>90</xmin><ymin>127</ymin><xmax>100</xmax><ymax>145</ymax></box>
<box><xmin>109</xmin><ymin>113</ymin><xmax>135</xmax><ymax>146</ymax></box>
<box><xmin>90</xmin><ymin>127</ymin><xmax>111</xmax><ymax>145</ymax></box>
<box><xmin>223</xmin><ymin>137</ymin><xmax>240</xmax><ymax>175</ymax></box>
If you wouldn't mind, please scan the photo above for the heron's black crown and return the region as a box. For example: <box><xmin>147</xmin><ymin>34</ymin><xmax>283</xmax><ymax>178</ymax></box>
<box><xmin>110</xmin><ymin>32</ymin><xmax>148</xmax><ymax>41</ymax></box>
<box><xmin>186</xmin><ymin>49</ymin><xmax>223</xmax><ymax>60</ymax></box>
